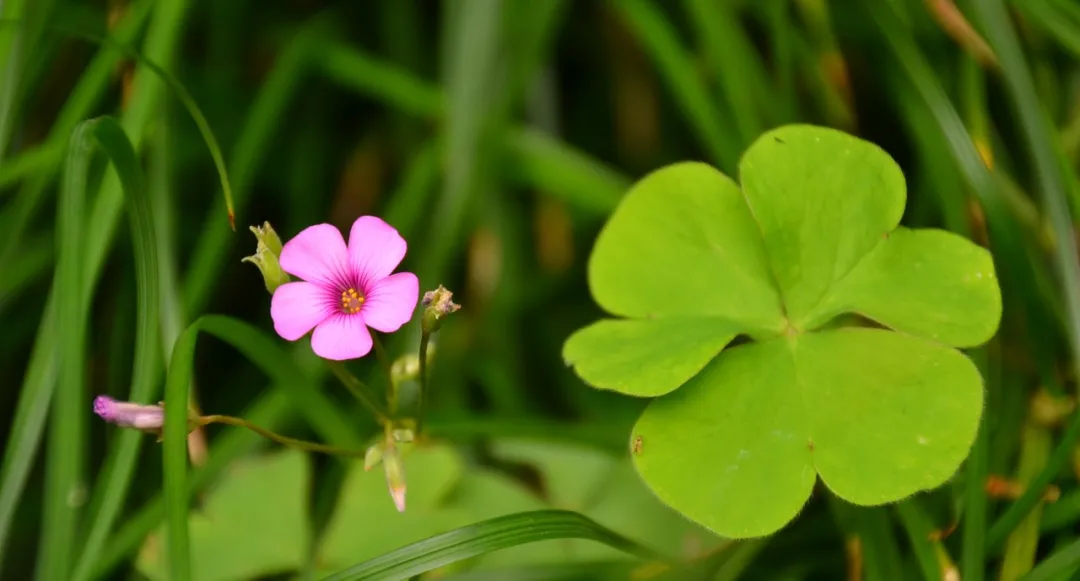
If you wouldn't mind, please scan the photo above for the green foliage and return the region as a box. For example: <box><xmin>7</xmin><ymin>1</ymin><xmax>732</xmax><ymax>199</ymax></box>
<box><xmin>133</xmin><ymin>440</ymin><xmax>716</xmax><ymax>579</ymax></box>
<box><xmin>137</xmin><ymin>451</ymin><xmax>310</xmax><ymax>580</ymax></box>
<box><xmin>566</xmin><ymin>124</ymin><xmax>1002</xmax><ymax>538</ymax></box>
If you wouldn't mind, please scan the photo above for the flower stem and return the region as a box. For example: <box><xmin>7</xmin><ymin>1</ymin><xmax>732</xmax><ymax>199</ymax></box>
<box><xmin>371</xmin><ymin>333</ymin><xmax>397</xmax><ymax>413</ymax></box>
<box><xmin>198</xmin><ymin>415</ymin><xmax>366</xmax><ymax>457</ymax></box>
<box><xmin>326</xmin><ymin>361</ymin><xmax>389</xmax><ymax>424</ymax></box>
<box><xmin>416</xmin><ymin>329</ymin><xmax>431</xmax><ymax>435</ymax></box>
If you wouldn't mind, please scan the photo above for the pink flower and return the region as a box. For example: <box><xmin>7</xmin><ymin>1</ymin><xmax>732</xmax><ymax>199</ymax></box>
<box><xmin>270</xmin><ymin>216</ymin><xmax>419</xmax><ymax>360</ymax></box>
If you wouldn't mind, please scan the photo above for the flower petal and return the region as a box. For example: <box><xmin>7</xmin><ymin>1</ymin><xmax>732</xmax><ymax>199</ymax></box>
<box><xmin>348</xmin><ymin>216</ymin><xmax>408</xmax><ymax>285</ymax></box>
<box><xmin>362</xmin><ymin>272</ymin><xmax>420</xmax><ymax>333</ymax></box>
<box><xmin>311</xmin><ymin>314</ymin><xmax>373</xmax><ymax>360</ymax></box>
<box><xmin>279</xmin><ymin>223</ymin><xmax>349</xmax><ymax>286</ymax></box>
<box><xmin>271</xmin><ymin>282</ymin><xmax>333</xmax><ymax>341</ymax></box>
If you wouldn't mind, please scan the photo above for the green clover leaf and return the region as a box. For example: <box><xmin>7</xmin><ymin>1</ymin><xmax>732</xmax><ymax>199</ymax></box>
<box><xmin>563</xmin><ymin>124</ymin><xmax>1002</xmax><ymax>538</ymax></box>
<box><xmin>136</xmin><ymin>451</ymin><xmax>310</xmax><ymax>580</ymax></box>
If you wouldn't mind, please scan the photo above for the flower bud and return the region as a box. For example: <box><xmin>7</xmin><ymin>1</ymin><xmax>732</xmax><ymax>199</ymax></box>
<box><xmin>392</xmin><ymin>428</ymin><xmax>415</xmax><ymax>444</ymax></box>
<box><xmin>383</xmin><ymin>445</ymin><xmax>407</xmax><ymax>512</ymax></box>
<box><xmin>242</xmin><ymin>222</ymin><xmax>291</xmax><ymax>294</ymax></box>
<box><xmin>93</xmin><ymin>396</ymin><xmax>164</xmax><ymax>434</ymax></box>
<box><xmin>420</xmin><ymin>285</ymin><xmax>460</xmax><ymax>334</ymax></box>
<box><xmin>364</xmin><ymin>441</ymin><xmax>384</xmax><ymax>471</ymax></box>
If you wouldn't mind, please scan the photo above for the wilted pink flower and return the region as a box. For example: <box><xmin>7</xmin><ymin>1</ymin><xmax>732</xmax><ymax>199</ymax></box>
<box><xmin>270</xmin><ymin>216</ymin><xmax>419</xmax><ymax>360</ymax></box>
<box><xmin>93</xmin><ymin>396</ymin><xmax>164</xmax><ymax>430</ymax></box>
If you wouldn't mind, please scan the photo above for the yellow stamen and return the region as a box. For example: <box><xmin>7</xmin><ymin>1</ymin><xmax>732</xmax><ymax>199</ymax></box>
<box><xmin>340</xmin><ymin>288</ymin><xmax>365</xmax><ymax>314</ymax></box>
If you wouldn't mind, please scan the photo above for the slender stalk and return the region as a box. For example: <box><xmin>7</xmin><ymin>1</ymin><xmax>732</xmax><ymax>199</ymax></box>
<box><xmin>198</xmin><ymin>415</ymin><xmax>365</xmax><ymax>458</ymax></box>
<box><xmin>326</xmin><ymin>361</ymin><xmax>388</xmax><ymax>424</ymax></box>
<box><xmin>371</xmin><ymin>333</ymin><xmax>397</xmax><ymax>413</ymax></box>
<box><xmin>417</xmin><ymin>329</ymin><xmax>431</xmax><ymax>435</ymax></box>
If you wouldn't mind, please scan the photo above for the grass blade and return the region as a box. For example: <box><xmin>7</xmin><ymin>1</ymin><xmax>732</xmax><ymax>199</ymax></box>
<box><xmin>320</xmin><ymin>510</ymin><xmax>667</xmax><ymax>581</ymax></box>
<box><xmin>1013</xmin><ymin>0</ymin><xmax>1080</xmax><ymax>60</ymax></box>
<box><xmin>0</xmin><ymin>0</ymin><xmax>183</xmax><ymax>570</ymax></box>
<box><xmin>613</xmin><ymin>0</ymin><xmax>738</xmax><ymax>172</ymax></box>
<box><xmin>869</xmin><ymin>0</ymin><xmax>1059</xmax><ymax>345</ymax></box>
<box><xmin>962</xmin><ymin>349</ymin><xmax>993</xmax><ymax>581</ymax></box>
<box><xmin>419</xmin><ymin>0</ymin><xmax>503</xmax><ymax>288</ymax></box>
<box><xmin>163</xmin><ymin>321</ymin><xmax>195</xmax><ymax>581</ymax></box>
<box><xmin>317</xmin><ymin>39</ymin><xmax>629</xmax><ymax>221</ymax></box>
<box><xmin>971</xmin><ymin>0</ymin><xmax>1080</xmax><ymax>397</ymax></box>
<box><xmin>183</xmin><ymin>22</ymin><xmax>318</xmax><ymax>314</ymax></box>
<box><xmin>36</xmin><ymin>118</ymin><xmax>95</xmax><ymax>581</ymax></box>
<box><xmin>1001</xmin><ymin>422</ymin><xmax>1054</xmax><ymax>579</ymax></box>
<box><xmin>36</xmin><ymin>19</ymin><xmax>236</xmax><ymax>227</ymax></box>
<box><xmin>0</xmin><ymin>0</ymin><xmax>152</xmax><ymax>288</ymax></box>
<box><xmin>1018</xmin><ymin>538</ymin><xmax>1080</xmax><ymax>581</ymax></box>
<box><xmin>67</xmin><ymin>116</ymin><xmax>159</xmax><ymax>581</ymax></box>
<box><xmin>0</xmin><ymin>141</ymin><xmax>62</xmax><ymax>189</ymax></box>
<box><xmin>681</xmin><ymin>0</ymin><xmax>770</xmax><ymax>144</ymax></box>
<box><xmin>316</xmin><ymin>35</ymin><xmax>443</xmax><ymax>118</ymax></box>
<box><xmin>503</xmin><ymin>128</ymin><xmax>628</xmax><ymax>216</ymax></box>
<box><xmin>381</xmin><ymin>139</ymin><xmax>443</xmax><ymax>240</ymax></box>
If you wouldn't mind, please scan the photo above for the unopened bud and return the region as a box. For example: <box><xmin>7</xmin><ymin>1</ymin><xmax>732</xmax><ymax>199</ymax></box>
<box><xmin>391</xmin><ymin>354</ymin><xmax>421</xmax><ymax>384</ymax></box>
<box><xmin>389</xmin><ymin>349</ymin><xmax>435</xmax><ymax>386</ymax></box>
<box><xmin>364</xmin><ymin>441</ymin><xmax>384</xmax><ymax>471</ymax></box>
<box><xmin>383</xmin><ymin>446</ymin><xmax>407</xmax><ymax>512</ymax></box>
<box><xmin>421</xmin><ymin>285</ymin><xmax>460</xmax><ymax>334</ymax></box>
<box><xmin>94</xmin><ymin>396</ymin><xmax>164</xmax><ymax>431</ymax></box>
<box><xmin>93</xmin><ymin>396</ymin><xmax>198</xmax><ymax>438</ymax></box>
<box><xmin>241</xmin><ymin>222</ymin><xmax>290</xmax><ymax>294</ymax></box>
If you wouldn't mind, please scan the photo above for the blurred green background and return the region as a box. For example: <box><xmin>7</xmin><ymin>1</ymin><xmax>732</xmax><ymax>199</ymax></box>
<box><xmin>4</xmin><ymin>0</ymin><xmax>1080</xmax><ymax>579</ymax></box>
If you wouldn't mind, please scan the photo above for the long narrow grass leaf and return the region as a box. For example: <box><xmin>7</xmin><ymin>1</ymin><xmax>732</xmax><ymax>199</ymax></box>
<box><xmin>0</xmin><ymin>0</ymin><xmax>182</xmax><ymax>570</ymax></box>
<box><xmin>316</xmin><ymin>36</ymin><xmax>443</xmax><ymax>118</ymax></box>
<box><xmin>503</xmin><ymin>128</ymin><xmax>628</xmax><ymax>216</ymax></box>
<box><xmin>613</xmin><ymin>0</ymin><xmax>738</xmax><ymax>171</ymax></box>
<box><xmin>971</xmin><ymin>0</ymin><xmax>1080</xmax><ymax>394</ymax></box>
<box><xmin>382</xmin><ymin>139</ymin><xmax>443</xmax><ymax>239</ymax></box>
<box><xmin>1018</xmin><ymin>538</ymin><xmax>1080</xmax><ymax>580</ymax></box>
<box><xmin>419</xmin><ymin>0</ymin><xmax>503</xmax><ymax>288</ymax></box>
<box><xmin>316</xmin><ymin>39</ymin><xmax>629</xmax><ymax>221</ymax></box>
<box><xmin>68</xmin><ymin>116</ymin><xmax>159</xmax><ymax>581</ymax></box>
<box><xmin>681</xmin><ymin>0</ymin><xmax>769</xmax><ymax>143</ymax></box>
<box><xmin>184</xmin><ymin>22</ymin><xmax>318</xmax><ymax>314</ymax></box>
<box><xmin>163</xmin><ymin>321</ymin><xmax>195</xmax><ymax>581</ymax></box>
<box><xmin>321</xmin><ymin>510</ymin><xmax>667</xmax><ymax>581</ymax></box>
<box><xmin>0</xmin><ymin>0</ymin><xmax>150</xmax><ymax>274</ymax></box>
<box><xmin>963</xmin><ymin>350</ymin><xmax>992</xmax><ymax>581</ymax></box>
<box><xmin>36</xmin><ymin>118</ymin><xmax>94</xmax><ymax>581</ymax></box>
<box><xmin>0</xmin><ymin>16</ymin><xmax>238</xmax><ymax>226</ymax></box>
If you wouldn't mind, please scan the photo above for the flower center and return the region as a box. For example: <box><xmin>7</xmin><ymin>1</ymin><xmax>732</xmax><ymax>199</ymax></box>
<box><xmin>340</xmin><ymin>288</ymin><xmax>365</xmax><ymax>314</ymax></box>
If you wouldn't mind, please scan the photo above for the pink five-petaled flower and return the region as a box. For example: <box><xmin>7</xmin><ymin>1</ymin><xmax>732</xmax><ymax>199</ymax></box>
<box><xmin>270</xmin><ymin>216</ymin><xmax>419</xmax><ymax>360</ymax></box>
